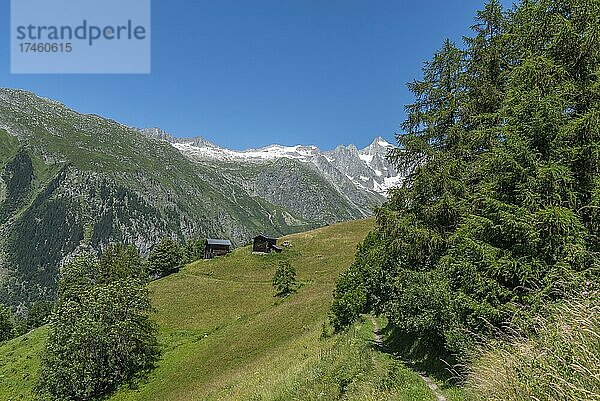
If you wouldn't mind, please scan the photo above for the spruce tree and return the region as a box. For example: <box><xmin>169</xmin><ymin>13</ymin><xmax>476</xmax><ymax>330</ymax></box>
<box><xmin>332</xmin><ymin>0</ymin><xmax>600</xmax><ymax>360</ymax></box>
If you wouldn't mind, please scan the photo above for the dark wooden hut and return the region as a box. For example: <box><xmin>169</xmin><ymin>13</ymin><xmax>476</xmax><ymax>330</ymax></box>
<box><xmin>252</xmin><ymin>234</ymin><xmax>282</xmax><ymax>254</ymax></box>
<box><xmin>204</xmin><ymin>238</ymin><xmax>232</xmax><ymax>259</ymax></box>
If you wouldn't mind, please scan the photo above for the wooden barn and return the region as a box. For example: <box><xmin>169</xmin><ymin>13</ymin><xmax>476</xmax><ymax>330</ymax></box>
<box><xmin>252</xmin><ymin>234</ymin><xmax>282</xmax><ymax>254</ymax></box>
<box><xmin>204</xmin><ymin>238</ymin><xmax>232</xmax><ymax>259</ymax></box>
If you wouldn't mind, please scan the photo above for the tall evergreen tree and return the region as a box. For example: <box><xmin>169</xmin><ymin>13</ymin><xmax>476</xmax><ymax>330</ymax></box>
<box><xmin>463</xmin><ymin>0</ymin><xmax>508</xmax><ymax>139</ymax></box>
<box><xmin>332</xmin><ymin>0</ymin><xmax>600</xmax><ymax>361</ymax></box>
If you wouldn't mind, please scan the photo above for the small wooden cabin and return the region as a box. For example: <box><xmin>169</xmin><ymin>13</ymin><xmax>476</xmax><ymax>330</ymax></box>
<box><xmin>252</xmin><ymin>235</ymin><xmax>282</xmax><ymax>254</ymax></box>
<box><xmin>204</xmin><ymin>238</ymin><xmax>232</xmax><ymax>259</ymax></box>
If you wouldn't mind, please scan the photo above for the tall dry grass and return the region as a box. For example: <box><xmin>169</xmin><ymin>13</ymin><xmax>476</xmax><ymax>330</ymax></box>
<box><xmin>466</xmin><ymin>294</ymin><xmax>600</xmax><ymax>401</ymax></box>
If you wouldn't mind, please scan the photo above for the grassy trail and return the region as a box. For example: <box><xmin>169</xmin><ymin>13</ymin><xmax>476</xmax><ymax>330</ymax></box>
<box><xmin>370</xmin><ymin>316</ymin><xmax>447</xmax><ymax>401</ymax></box>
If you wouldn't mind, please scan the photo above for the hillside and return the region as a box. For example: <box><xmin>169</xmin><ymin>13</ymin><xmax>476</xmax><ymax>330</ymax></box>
<box><xmin>0</xmin><ymin>89</ymin><xmax>387</xmax><ymax>308</ymax></box>
<box><xmin>0</xmin><ymin>219</ymin><xmax>444</xmax><ymax>401</ymax></box>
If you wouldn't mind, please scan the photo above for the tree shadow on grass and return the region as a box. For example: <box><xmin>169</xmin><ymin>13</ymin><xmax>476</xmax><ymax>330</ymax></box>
<box><xmin>372</xmin><ymin>321</ymin><xmax>460</xmax><ymax>386</ymax></box>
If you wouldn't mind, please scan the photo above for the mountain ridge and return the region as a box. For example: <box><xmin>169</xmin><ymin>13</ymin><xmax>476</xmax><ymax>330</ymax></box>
<box><xmin>0</xmin><ymin>88</ymin><xmax>400</xmax><ymax>308</ymax></box>
<box><xmin>139</xmin><ymin>128</ymin><xmax>402</xmax><ymax>196</ymax></box>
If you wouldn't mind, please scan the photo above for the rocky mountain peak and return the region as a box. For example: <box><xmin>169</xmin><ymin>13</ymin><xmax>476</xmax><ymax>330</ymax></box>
<box><xmin>139</xmin><ymin>128</ymin><xmax>217</xmax><ymax>148</ymax></box>
<box><xmin>370</xmin><ymin>136</ymin><xmax>394</xmax><ymax>148</ymax></box>
<box><xmin>139</xmin><ymin>127</ymin><xmax>174</xmax><ymax>142</ymax></box>
<box><xmin>147</xmin><ymin>127</ymin><xmax>404</xmax><ymax>196</ymax></box>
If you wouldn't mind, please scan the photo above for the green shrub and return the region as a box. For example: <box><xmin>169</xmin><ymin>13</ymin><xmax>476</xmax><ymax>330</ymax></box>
<box><xmin>24</xmin><ymin>301</ymin><xmax>54</xmax><ymax>332</ymax></box>
<box><xmin>37</xmin><ymin>247</ymin><xmax>159</xmax><ymax>400</ymax></box>
<box><xmin>184</xmin><ymin>238</ymin><xmax>206</xmax><ymax>264</ymax></box>
<box><xmin>330</xmin><ymin>269</ymin><xmax>367</xmax><ymax>331</ymax></box>
<box><xmin>101</xmin><ymin>243</ymin><xmax>146</xmax><ymax>277</ymax></box>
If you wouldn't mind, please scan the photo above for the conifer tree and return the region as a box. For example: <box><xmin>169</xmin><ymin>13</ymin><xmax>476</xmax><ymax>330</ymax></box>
<box><xmin>332</xmin><ymin>0</ymin><xmax>600</xmax><ymax>360</ymax></box>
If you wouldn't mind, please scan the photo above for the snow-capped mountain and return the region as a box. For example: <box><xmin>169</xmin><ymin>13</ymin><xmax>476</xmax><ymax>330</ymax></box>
<box><xmin>324</xmin><ymin>138</ymin><xmax>401</xmax><ymax>195</ymax></box>
<box><xmin>140</xmin><ymin>128</ymin><xmax>402</xmax><ymax>196</ymax></box>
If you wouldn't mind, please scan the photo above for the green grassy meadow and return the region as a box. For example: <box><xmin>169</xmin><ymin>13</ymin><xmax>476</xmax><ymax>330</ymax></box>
<box><xmin>0</xmin><ymin>219</ymin><xmax>448</xmax><ymax>400</ymax></box>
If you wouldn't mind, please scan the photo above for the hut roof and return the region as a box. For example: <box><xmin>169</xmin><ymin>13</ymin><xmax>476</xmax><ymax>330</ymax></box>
<box><xmin>253</xmin><ymin>234</ymin><xmax>277</xmax><ymax>241</ymax></box>
<box><xmin>206</xmin><ymin>239</ymin><xmax>232</xmax><ymax>246</ymax></box>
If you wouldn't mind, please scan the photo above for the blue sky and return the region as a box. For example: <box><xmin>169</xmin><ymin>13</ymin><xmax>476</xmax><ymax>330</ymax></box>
<box><xmin>1</xmin><ymin>1</ymin><xmax>513</xmax><ymax>150</ymax></box>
